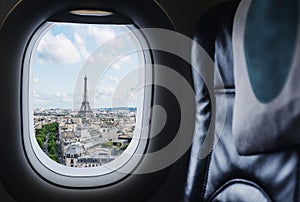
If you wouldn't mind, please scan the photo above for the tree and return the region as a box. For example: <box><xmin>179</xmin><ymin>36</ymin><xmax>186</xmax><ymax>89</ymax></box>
<box><xmin>49</xmin><ymin>146</ymin><xmax>56</xmax><ymax>155</ymax></box>
<box><xmin>49</xmin><ymin>154</ymin><xmax>58</xmax><ymax>162</ymax></box>
<box><xmin>47</xmin><ymin>140</ymin><xmax>56</xmax><ymax>151</ymax></box>
<box><xmin>36</xmin><ymin>136</ymin><xmax>44</xmax><ymax>149</ymax></box>
<box><xmin>36</xmin><ymin>122</ymin><xmax>59</xmax><ymax>162</ymax></box>
<box><xmin>49</xmin><ymin>134</ymin><xmax>56</xmax><ymax>142</ymax></box>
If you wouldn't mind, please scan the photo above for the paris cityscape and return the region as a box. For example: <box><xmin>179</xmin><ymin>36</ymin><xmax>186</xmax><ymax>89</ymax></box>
<box><xmin>33</xmin><ymin>76</ymin><xmax>136</xmax><ymax>168</ymax></box>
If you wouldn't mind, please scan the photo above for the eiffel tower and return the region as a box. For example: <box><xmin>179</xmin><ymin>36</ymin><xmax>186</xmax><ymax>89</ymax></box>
<box><xmin>77</xmin><ymin>75</ymin><xmax>93</xmax><ymax>118</ymax></box>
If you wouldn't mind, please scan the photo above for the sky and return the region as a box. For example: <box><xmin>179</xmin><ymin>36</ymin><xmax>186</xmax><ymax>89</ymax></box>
<box><xmin>31</xmin><ymin>23</ymin><xmax>144</xmax><ymax>109</ymax></box>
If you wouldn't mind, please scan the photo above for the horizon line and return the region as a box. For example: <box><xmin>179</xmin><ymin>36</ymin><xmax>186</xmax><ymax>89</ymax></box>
<box><xmin>33</xmin><ymin>106</ymin><xmax>137</xmax><ymax>110</ymax></box>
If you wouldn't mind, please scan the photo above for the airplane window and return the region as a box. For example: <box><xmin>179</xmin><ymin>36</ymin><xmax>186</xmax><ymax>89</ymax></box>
<box><xmin>23</xmin><ymin>21</ymin><xmax>150</xmax><ymax>185</ymax></box>
<box><xmin>30</xmin><ymin>22</ymin><xmax>144</xmax><ymax>167</ymax></box>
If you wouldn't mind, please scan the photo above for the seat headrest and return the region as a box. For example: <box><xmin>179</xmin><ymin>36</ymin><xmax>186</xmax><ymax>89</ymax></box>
<box><xmin>233</xmin><ymin>0</ymin><xmax>300</xmax><ymax>155</ymax></box>
<box><xmin>192</xmin><ymin>0</ymin><xmax>240</xmax><ymax>89</ymax></box>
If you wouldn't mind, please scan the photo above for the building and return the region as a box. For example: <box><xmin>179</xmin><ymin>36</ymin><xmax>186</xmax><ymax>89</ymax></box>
<box><xmin>76</xmin><ymin>156</ymin><xmax>101</xmax><ymax>168</ymax></box>
<box><xmin>65</xmin><ymin>145</ymin><xmax>85</xmax><ymax>167</ymax></box>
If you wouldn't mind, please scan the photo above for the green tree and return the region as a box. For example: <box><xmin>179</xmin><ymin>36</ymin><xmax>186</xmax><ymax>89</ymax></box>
<box><xmin>49</xmin><ymin>146</ymin><xmax>56</xmax><ymax>155</ymax></box>
<box><xmin>49</xmin><ymin>154</ymin><xmax>58</xmax><ymax>162</ymax></box>
<box><xmin>47</xmin><ymin>140</ymin><xmax>56</xmax><ymax>151</ymax></box>
<box><xmin>36</xmin><ymin>136</ymin><xmax>44</xmax><ymax>149</ymax></box>
<box><xmin>49</xmin><ymin>134</ymin><xmax>56</xmax><ymax>142</ymax></box>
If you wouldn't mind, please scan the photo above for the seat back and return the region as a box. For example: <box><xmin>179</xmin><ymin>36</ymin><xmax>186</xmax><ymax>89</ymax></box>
<box><xmin>184</xmin><ymin>1</ymin><xmax>300</xmax><ymax>201</ymax></box>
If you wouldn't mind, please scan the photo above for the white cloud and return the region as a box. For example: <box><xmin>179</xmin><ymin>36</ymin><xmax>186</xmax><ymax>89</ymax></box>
<box><xmin>33</xmin><ymin>90</ymin><xmax>40</xmax><ymax>98</ymax></box>
<box><xmin>74</xmin><ymin>32</ymin><xmax>84</xmax><ymax>46</ymax></box>
<box><xmin>120</xmin><ymin>55</ymin><xmax>131</xmax><ymax>63</ymax></box>
<box><xmin>32</xmin><ymin>24</ymin><xmax>141</xmax><ymax>109</ymax></box>
<box><xmin>112</xmin><ymin>55</ymin><xmax>131</xmax><ymax>70</ymax></box>
<box><xmin>33</xmin><ymin>90</ymin><xmax>74</xmax><ymax>109</ymax></box>
<box><xmin>97</xmin><ymin>86</ymin><xmax>115</xmax><ymax>96</ymax></box>
<box><xmin>74</xmin><ymin>32</ymin><xmax>90</xmax><ymax>60</ymax></box>
<box><xmin>108</xmin><ymin>76</ymin><xmax>119</xmax><ymax>83</ymax></box>
<box><xmin>33</xmin><ymin>91</ymin><xmax>53</xmax><ymax>107</ymax></box>
<box><xmin>86</xmin><ymin>26</ymin><xmax>116</xmax><ymax>46</ymax></box>
<box><xmin>37</xmin><ymin>32</ymin><xmax>81</xmax><ymax>64</ymax></box>
<box><xmin>33</xmin><ymin>76</ymin><xmax>39</xmax><ymax>83</ymax></box>
<box><xmin>55</xmin><ymin>91</ymin><xmax>68</xmax><ymax>98</ymax></box>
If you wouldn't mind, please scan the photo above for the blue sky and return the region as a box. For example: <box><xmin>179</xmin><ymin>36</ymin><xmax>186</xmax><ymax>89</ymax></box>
<box><xmin>31</xmin><ymin>23</ymin><xmax>143</xmax><ymax>109</ymax></box>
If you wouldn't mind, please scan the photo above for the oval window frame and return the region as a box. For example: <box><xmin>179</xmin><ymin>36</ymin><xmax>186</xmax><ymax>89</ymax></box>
<box><xmin>22</xmin><ymin>17</ymin><xmax>153</xmax><ymax>187</ymax></box>
<box><xmin>0</xmin><ymin>0</ymin><xmax>177</xmax><ymax>200</ymax></box>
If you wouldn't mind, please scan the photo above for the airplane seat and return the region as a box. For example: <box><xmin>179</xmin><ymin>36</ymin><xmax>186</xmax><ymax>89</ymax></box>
<box><xmin>184</xmin><ymin>0</ymin><xmax>300</xmax><ymax>201</ymax></box>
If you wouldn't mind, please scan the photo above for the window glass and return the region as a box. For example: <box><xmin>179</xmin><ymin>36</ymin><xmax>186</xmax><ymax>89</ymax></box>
<box><xmin>31</xmin><ymin>23</ymin><xmax>143</xmax><ymax>167</ymax></box>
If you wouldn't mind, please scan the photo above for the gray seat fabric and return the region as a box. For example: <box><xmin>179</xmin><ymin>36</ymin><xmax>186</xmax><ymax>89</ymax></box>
<box><xmin>183</xmin><ymin>1</ymin><xmax>300</xmax><ymax>201</ymax></box>
<box><xmin>233</xmin><ymin>0</ymin><xmax>300</xmax><ymax>155</ymax></box>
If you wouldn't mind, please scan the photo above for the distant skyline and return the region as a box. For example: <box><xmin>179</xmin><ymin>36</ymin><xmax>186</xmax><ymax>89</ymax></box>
<box><xmin>33</xmin><ymin>107</ymin><xmax>137</xmax><ymax>110</ymax></box>
<box><xmin>32</xmin><ymin>23</ymin><xmax>143</xmax><ymax>109</ymax></box>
